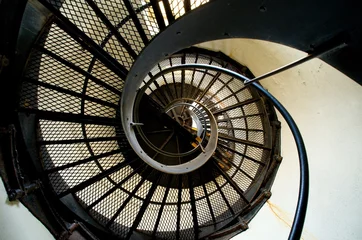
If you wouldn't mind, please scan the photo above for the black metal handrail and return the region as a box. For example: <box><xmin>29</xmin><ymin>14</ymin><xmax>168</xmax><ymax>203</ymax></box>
<box><xmin>151</xmin><ymin>63</ymin><xmax>309</xmax><ymax>240</ymax></box>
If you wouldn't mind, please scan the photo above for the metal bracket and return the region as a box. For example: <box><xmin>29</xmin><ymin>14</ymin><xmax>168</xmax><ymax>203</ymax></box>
<box><xmin>274</xmin><ymin>154</ymin><xmax>283</xmax><ymax>163</ymax></box>
<box><xmin>58</xmin><ymin>222</ymin><xmax>80</xmax><ymax>240</ymax></box>
<box><xmin>8</xmin><ymin>181</ymin><xmax>42</xmax><ymax>201</ymax></box>
<box><xmin>207</xmin><ymin>217</ymin><xmax>249</xmax><ymax>239</ymax></box>
<box><xmin>0</xmin><ymin>125</ymin><xmax>41</xmax><ymax>201</ymax></box>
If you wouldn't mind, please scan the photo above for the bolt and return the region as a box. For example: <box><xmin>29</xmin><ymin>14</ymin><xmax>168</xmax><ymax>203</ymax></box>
<box><xmin>274</xmin><ymin>155</ymin><xmax>283</xmax><ymax>162</ymax></box>
<box><xmin>259</xmin><ymin>6</ymin><xmax>267</xmax><ymax>12</ymax></box>
<box><xmin>9</xmin><ymin>192</ymin><xmax>17</xmax><ymax>201</ymax></box>
<box><xmin>264</xmin><ymin>191</ymin><xmax>272</xmax><ymax>198</ymax></box>
<box><xmin>239</xmin><ymin>220</ymin><xmax>249</xmax><ymax>230</ymax></box>
<box><xmin>272</xmin><ymin>120</ymin><xmax>281</xmax><ymax>128</ymax></box>
<box><xmin>2</xmin><ymin>58</ymin><xmax>9</xmax><ymax>66</ymax></box>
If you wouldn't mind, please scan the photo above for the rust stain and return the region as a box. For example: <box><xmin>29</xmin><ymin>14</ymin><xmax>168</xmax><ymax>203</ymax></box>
<box><xmin>267</xmin><ymin>200</ymin><xmax>293</xmax><ymax>228</ymax></box>
<box><xmin>5</xmin><ymin>198</ymin><xmax>20</xmax><ymax>207</ymax></box>
<box><xmin>267</xmin><ymin>201</ymin><xmax>304</xmax><ymax>239</ymax></box>
<box><xmin>267</xmin><ymin>200</ymin><xmax>318</xmax><ymax>240</ymax></box>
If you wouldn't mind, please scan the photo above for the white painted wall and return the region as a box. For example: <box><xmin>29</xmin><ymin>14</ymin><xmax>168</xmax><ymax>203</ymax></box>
<box><xmin>0</xmin><ymin>180</ymin><xmax>54</xmax><ymax>240</ymax></box>
<box><xmin>197</xmin><ymin>39</ymin><xmax>362</xmax><ymax>240</ymax></box>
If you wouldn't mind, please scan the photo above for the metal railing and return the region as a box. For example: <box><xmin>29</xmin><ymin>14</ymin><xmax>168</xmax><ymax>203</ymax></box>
<box><xmin>147</xmin><ymin>63</ymin><xmax>310</xmax><ymax>240</ymax></box>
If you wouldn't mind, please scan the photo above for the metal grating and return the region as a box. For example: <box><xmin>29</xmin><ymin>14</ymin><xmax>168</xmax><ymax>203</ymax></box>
<box><xmin>18</xmin><ymin>0</ymin><xmax>278</xmax><ymax>237</ymax></box>
<box><xmin>190</xmin><ymin>0</ymin><xmax>209</xmax><ymax>10</ymax></box>
<box><xmin>172</xmin><ymin>1</ymin><xmax>185</xmax><ymax>19</ymax></box>
<box><xmin>47</xmin><ymin>0</ymin><xmax>110</xmax><ymax>43</ymax></box>
<box><xmin>43</xmin><ymin>23</ymin><xmax>94</xmax><ymax>71</ymax></box>
<box><xmin>41</xmin><ymin>143</ymin><xmax>90</xmax><ymax>170</ymax></box>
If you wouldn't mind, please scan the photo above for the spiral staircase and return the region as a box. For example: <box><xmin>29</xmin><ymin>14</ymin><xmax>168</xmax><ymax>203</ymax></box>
<box><xmin>0</xmin><ymin>0</ymin><xmax>361</xmax><ymax>239</ymax></box>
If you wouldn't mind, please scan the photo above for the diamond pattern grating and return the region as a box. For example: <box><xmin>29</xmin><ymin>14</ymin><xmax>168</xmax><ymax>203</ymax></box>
<box><xmin>18</xmin><ymin>0</ymin><xmax>279</xmax><ymax>239</ymax></box>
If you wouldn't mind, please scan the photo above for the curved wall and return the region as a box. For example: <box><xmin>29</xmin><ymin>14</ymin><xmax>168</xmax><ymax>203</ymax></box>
<box><xmin>197</xmin><ymin>39</ymin><xmax>362</xmax><ymax>240</ymax></box>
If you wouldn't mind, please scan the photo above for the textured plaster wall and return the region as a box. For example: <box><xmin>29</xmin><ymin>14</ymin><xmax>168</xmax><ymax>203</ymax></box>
<box><xmin>197</xmin><ymin>39</ymin><xmax>362</xmax><ymax>240</ymax></box>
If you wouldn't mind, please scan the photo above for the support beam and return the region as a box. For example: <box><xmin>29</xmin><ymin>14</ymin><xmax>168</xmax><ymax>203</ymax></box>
<box><xmin>106</xmin><ymin>168</ymin><xmax>153</xmax><ymax>227</ymax></box>
<box><xmin>37</xmin><ymin>47</ymin><xmax>122</xmax><ymax>96</ymax></box>
<box><xmin>206</xmin><ymin>85</ymin><xmax>247</xmax><ymax>109</ymax></box>
<box><xmin>211</xmin><ymin>176</ymin><xmax>235</xmax><ymax>215</ymax></box>
<box><xmin>58</xmin><ymin>159</ymin><xmax>137</xmax><ymax>198</ymax></box>
<box><xmin>125</xmin><ymin>172</ymin><xmax>163</xmax><ymax>239</ymax></box>
<box><xmin>213</xmin><ymin>160</ymin><xmax>250</xmax><ymax>204</ymax></box>
<box><xmin>152</xmin><ymin>175</ymin><xmax>173</xmax><ymax>238</ymax></box>
<box><xmin>184</xmin><ymin>0</ymin><xmax>191</xmax><ymax>12</ymax></box>
<box><xmin>181</xmin><ymin>54</ymin><xmax>186</xmax><ymax>98</ymax></box>
<box><xmin>217</xmin><ymin>143</ymin><xmax>266</xmax><ymax>166</ymax></box>
<box><xmin>24</xmin><ymin>77</ymin><xmax>118</xmax><ymax>109</ymax></box>
<box><xmin>192</xmin><ymin>59</ymin><xmax>212</xmax><ymax>99</ymax></box>
<box><xmin>218</xmin><ymin>133</ymin><xmax>270</xmax><ymax>150</ymax></box>
<box><xmin>46</xmin><ymin>149</ymin><xmax>122</xmax><ymax>173</ymax></box>
<box><xmin>123</xmin><ymin>0</ymin><xmax>149</xmax><ymax>44</ymax></box>
<box><xmin>196</xmin><ymin>64</ymin><xmax>226</xmax><ymax>101</ymax></box>
<box><xmin>215</xmin><ymin>147</ymin><xmax>255</xmax><ymax>181</ymax></box>
<box><xmin>150</xmin><ymin>0</ymin><xmax>166</xmax><ymax>30</ymax></box>
<box><xmin>18</xmin><ymin>108</ymin><xmax>121</xmax><ymax>126</ymax></box>
<box><xmin>85</xmin><ymin>0</ymin><xmax>138</xmax><ymax>59</ymax></box>
<box><xmin>212</xmin><ymin>98</ymin><xmax>259</xmax><ymax>115</ymax></box>
<box><xmin>202</xmin><ymin>77</ymin><xmax>234</xmax><ymax>106</ymax></box>
<box><xmin>176</xmin><ymin>176</ymin><xmax>182</xmax><ymax>239</ymax></box>
<box><xmin>199</xmin><ymin>171</ymin><xmax>216</xmax><ymax>223</ymax></box>
<box><xmin>39</xmin><ymin>136</ymin><xmax>122</xmax><ymax>145</ymax></box>
<box><xmin>216</xmin><ymin>113</ymin><xmax>263</xmax><ymax>123</ymax></box>
<box><xmin>217</xmin><ymin>126</ymin><xmax>264</xmax><ymax>132</ymax></box>
<box><xmin>161</xmin><ymin>0</ymin><xmax>175</xmax><ymax>23</ymax></box>
<box><xmin>86</xmin><ymin>164</ymin><xmax>146</xmax><ymax>210</ymax></box>
<box><xmin>38</xmin><ymin>0</ymin><xmax>128</xmax><ymax>79</ymax></box>
<box><xmin>188</xmin><ymin>174</ymin><xmax>199</xmax><ymax>239</ymax></box>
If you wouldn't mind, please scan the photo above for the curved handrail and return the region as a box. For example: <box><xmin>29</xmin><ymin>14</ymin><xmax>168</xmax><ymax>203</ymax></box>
<box><xmin>134</xmin><ymin>63</ymin><xmax>309</xmax><ymax>240</ymax></box>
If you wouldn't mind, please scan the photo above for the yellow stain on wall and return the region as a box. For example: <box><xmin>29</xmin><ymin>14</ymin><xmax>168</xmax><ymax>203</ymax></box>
<box><xmin>267</xmin><ymin>200</ymin><xmax>318</xmax><ymax>240</ymax></box>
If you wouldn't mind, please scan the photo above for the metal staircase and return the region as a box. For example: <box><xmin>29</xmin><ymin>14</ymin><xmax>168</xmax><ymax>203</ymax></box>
<box><xmin>1</xmin><ymin>0</ymin><xmax>361</xmax><ymax>239</ymax></box>
<box><xmin>19</xmin><ymin>18</ymin><xmax>281</xmax><ymax>237</ymax></box>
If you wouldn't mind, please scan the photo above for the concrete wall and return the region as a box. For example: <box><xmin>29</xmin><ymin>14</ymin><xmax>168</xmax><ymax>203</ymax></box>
<box><xmin>197</xmin><ymin>39</ymin><xmax>362</xmax><ymax>240</ymax></box>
